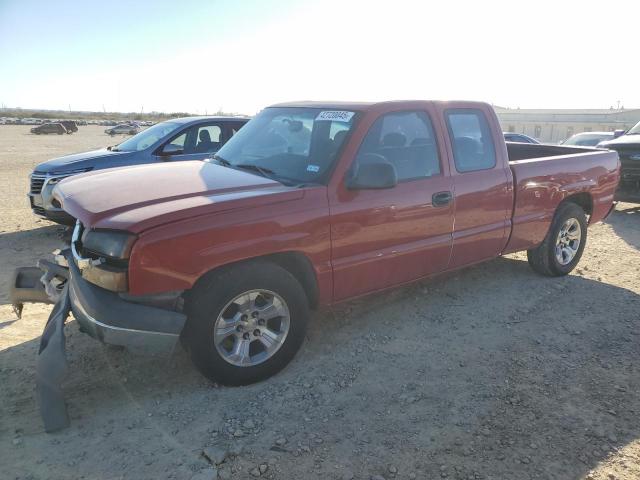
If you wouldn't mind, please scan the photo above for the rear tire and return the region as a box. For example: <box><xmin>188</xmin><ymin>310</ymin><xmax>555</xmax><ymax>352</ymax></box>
<box><xmin>527</xmin><ymin>202</ymin><xmax>587</xmax><ymax>276</ymax></box>
<box><xmin>184</xmin><ymin>261</ymin><xmax>309</xmax><ymax>386</ymax></box>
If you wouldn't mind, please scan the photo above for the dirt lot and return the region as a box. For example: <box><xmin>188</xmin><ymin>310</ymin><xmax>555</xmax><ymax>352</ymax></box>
<box><xmin>1</xmin><ymin>125</ymin><xmax>639</xmax><ymax>480</ymax></box>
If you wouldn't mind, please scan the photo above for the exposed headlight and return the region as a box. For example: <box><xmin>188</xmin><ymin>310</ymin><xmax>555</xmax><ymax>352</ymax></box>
<box><xmin>82</xmin><ymin>230</ymin><xmax>136</xmax><ymax>261</ymax></box>
<box><xmin>71</xmin><ymin>225</ymin><xmax>136</xmax><ymax>292</ymax></box>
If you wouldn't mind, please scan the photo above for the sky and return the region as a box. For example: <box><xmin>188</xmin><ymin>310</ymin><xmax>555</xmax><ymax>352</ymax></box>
<box><xmin>0</xmin><ymin>0</ymin><xmax>637</xmax><ymax>115</ymax></box>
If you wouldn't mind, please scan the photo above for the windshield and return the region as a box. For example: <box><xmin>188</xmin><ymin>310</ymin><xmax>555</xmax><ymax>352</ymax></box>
<box><xmin>564</xmin><ymin>133</ymin><xmax>611</xmax><ymax>146</ymax></box>
<box><xmin>114</xmin><ymin>121</ymin><xmax>181</xmax><ymax>152</ymax></box>
<box><xmin>628</xmin><ymin>121</ymin><xmax>640</xmax><ymax>135</ymax></box>
<box><xmin>211</xmin><ymin>107</ymin><xmax>358</xmax><ymax>185</ymax></box>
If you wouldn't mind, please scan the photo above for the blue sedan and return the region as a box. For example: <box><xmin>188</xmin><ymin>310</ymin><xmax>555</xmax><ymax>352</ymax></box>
<box><xmin>29</xmin><ymin>116</ymin><xmax>249</xmax><ymax>224</ymax></box>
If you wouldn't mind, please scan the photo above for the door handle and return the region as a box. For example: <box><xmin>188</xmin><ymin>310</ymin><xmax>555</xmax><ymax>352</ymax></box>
<box><xmin>432</xmin><ymin>191</ymin><xmax>453</xmax><ymax>207</ymax></box>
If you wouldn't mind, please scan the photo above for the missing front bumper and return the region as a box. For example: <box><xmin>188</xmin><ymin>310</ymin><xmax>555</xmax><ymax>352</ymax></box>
<box><xmin>13</xmin><ymin>250</ymin><xmax>187</xmax><ymax>432</ymax></box>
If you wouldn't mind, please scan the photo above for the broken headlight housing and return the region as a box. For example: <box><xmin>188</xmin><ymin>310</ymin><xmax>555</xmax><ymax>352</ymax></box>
<box><xmin>72</xmin><ymin>223</ymin><xmax>136</xmax><ymax>292</ymax></box>
<box><xmin>81</xmin><ymin>229</ymin><xmax>136</xmax><ymax>261</ymax></box>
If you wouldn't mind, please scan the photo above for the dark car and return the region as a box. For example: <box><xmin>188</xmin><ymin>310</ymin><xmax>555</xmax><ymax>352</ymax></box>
<box><xmin>29</xmin><ymin>116</ymin><xmax>250</xmax><ymax>223</ymax></box>
<box><xmin>31</xmin><ymin>123</ymin><xmax>67</xmax><ymax>135</ymax></box>
<box><xmin>597</xmin><ymin>120</ymin><xmax>640</xmax><ymax>202</ymax></box>
<box><xmin>503</xmin><ymin>132</ymin><xmax>540</xmax><ymax>144</ymax></box>
<box><xmin>59</xmin><ymin>121</ymin><xmax>78</xmax><ymax>133</ymax></box>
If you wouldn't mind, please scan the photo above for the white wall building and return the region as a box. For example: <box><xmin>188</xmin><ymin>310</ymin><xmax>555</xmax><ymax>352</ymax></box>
<box><xmin>494</xmin><ymin>107</ymin><xmax>640</xmax><ymax>143</ymax></box>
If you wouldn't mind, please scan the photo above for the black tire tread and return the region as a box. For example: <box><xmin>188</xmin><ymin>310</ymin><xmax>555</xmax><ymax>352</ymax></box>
<box><xmin>184</xmin><ymin>260</ymin><xmax>309</xmax><ymax>386</ymax></box>
<box><xmin>527</xmin><ymin>202</ymin><xmax>587</xmax><ymax>277</ymax></box>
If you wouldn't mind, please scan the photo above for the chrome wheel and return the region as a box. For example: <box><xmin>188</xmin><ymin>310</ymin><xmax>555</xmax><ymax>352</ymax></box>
<box><xmin>555</xmin><ymin>218</ymin><xmax>582</xmax><ymax>266</ymax></box>
<box><xmin>213</xmin><ymin>290</ymin><xmax>290</xmax><ymax>367</ymax></box>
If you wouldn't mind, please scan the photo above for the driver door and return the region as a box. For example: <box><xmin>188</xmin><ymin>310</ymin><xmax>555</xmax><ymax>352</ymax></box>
<box><xmin>329</xmin><ymin>108</ymin><xmax>455</xmax><ymax>300</ymax></box>
<box><xmin>158</xmin><ymin>123</ymin><xmax>225</xmax><ymax>161</ymax></box>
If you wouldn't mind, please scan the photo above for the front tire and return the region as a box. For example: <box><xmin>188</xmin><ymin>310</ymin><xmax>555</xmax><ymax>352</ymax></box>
<box><xmin>527</xmin><ymin>202</ymin><xmax>587</xmax><ymax>276</ymax></box>
<box><xmin>184</xmin><ymin>261</ymin><xmax>309</xmax><ymax>386</ymax></box>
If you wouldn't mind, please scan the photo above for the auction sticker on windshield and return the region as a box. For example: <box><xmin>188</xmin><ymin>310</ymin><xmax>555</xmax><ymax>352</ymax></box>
<box><xmin>316</xmin><ymin>111</ymin><xmax>355</xmax><ymax>122</ymax></box>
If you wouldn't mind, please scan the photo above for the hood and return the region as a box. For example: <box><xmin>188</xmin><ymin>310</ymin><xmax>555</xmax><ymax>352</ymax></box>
<box><xmin>599</xmin><ymin>134</ymin><xmax>640</xmax><ymax>149</ymax></box>
<box><xmin>34</xmin><ymin>148</ymin><xmax>138</xmax><ymax>174</ymax></box>
<box><xmin>54</xmin><ymin>161</ymin><xmax>303</xmax><ymax>233</ymax></box>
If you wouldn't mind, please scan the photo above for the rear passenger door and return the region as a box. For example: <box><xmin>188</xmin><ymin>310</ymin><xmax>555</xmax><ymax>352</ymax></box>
<box><xmin>329</xmin><ymin>108</ymin><xmax>455</xmax><ymax>300</ymax></box>
<box><xmin>439</xmin><ymin>105</ymin><xmax>512</xmax><ymax>268</ymax></box>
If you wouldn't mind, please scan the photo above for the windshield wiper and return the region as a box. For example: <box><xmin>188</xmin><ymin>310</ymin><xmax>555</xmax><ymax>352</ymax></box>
<box><xmin>235</xmin><ymin>163</ymin><xmax>276</xmax><ymax>177</ymax></box>
<box><xmin>212</xmin><ymin>158</ymin><xmax>284</xmax><ymax>183</ymax></box>
<box><xmin>212</xmin><ymin>154</ymin><xmax>231</xmax><ymax>166</ymax></box>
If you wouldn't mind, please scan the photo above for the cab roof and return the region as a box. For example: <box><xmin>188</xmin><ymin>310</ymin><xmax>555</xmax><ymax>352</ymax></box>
<box><xmin>268</xmin><ymin>100</ymin><xmax>489</xmax><ymax>111</ymax></box>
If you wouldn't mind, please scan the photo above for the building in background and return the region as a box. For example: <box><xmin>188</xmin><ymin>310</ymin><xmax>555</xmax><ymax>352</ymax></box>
<box><xmin>494</xmin><ymin>107</ymin><xmax>640</xmax><ymax>144</ymax></box>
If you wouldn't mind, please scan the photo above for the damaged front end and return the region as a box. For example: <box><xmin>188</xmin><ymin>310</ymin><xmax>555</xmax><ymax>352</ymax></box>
<box><xmin>11</xmin><ymin>250</ymin><xmax>73</xmax><ymax>432</ymax></box>
<box><xmin>10</xmin><ymin>254</ymin><xmax>69</xmax><ymax>318</ymax></box>
<box><xmin>11</xmin><ymin>222</ymin><xmax>187</xmax><ymax>433</ymax></box>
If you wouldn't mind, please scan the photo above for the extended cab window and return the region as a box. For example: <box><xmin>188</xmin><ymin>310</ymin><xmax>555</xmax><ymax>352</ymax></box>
<box><xmin>355</xmin><ymin>111</ymin><xmax>441</xmax><ymax>181</ymax></box>
<box><xmin>446</xmin><ymin>109</ymin><xmax>496</xmax><ymax>172</ymax></box>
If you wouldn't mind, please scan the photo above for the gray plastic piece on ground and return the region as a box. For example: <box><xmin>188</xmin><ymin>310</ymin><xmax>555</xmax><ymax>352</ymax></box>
<box><xmin>35</xmin><ymin>283</ymin><xmax>71</xmax><ymax>433</ymax></box>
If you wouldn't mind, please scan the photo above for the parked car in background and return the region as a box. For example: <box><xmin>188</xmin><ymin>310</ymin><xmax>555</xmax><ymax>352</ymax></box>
<box><xmin>59</xmin><ymin>121</ymin><xmax>78</xmax><ymax>133</ymax></box>
<box><xmin>20</xmin><ymin>101</ymin><xmax>620</xmax><ymax>403</ymax></box>
<box><xmin>597</xmin><ymin>120</ymin><xmax>640</xmax><ymax>202</ymax></box>
<box><xmin>31</xmin><ymin>123</ymin><xmax>67</xmax><ymax>135</ymax></box>
<box><xmin>28</xmin><ymin>116</ymin><xmax>249</xmax><ymax>223</ymax></box>
<box><xmin>105</xmin><ymin>124</ymin><xmax>140</xmax><ymax>135</ymax></box>
<box><xmin>503</xmin><ymin>132</ymin><xmax>540</xmax><ymax>144</ymax></box>
<box><xmin>561</xmin><ymin>132</ymin><xmax>616</xmax><ymax>147</ymax></box>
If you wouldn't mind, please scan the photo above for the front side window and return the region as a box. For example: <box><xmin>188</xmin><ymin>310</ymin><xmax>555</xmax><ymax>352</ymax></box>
<box><xmin>212</xmin><ymin>107</ymin><xmax>358</xmax><ymax>185</ymax></box>
<box><xmin>354</xmin><ymin>111</ymin><xmax>441</xmax><ymax>181</ymax></box>
<box><xmin>168</xmin><ymin>132</ymin><xmax>187</xmax><ymax>149</ymax></box>
<box><xmin>445</xmin><ymin>109</ymin><xmax>496</xmax><ymax>173</ymax></box>
<box><xmin>193</xmin><ymin>124</ymin><xmax>222</xmax><ymax>153</ymax></box>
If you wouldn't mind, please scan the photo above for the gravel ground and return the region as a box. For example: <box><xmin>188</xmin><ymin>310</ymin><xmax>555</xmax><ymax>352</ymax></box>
<box><xmin>1</xmin><ymin>125</ymin><xmax>639</xmax><ymax>480</ymax></box>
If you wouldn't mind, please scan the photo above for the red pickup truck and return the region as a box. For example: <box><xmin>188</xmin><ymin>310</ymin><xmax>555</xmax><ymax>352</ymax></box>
<box><xmin>16</xmin><ymin>100</ymin><xmax>620</xmax><ymax>405</ymax></box>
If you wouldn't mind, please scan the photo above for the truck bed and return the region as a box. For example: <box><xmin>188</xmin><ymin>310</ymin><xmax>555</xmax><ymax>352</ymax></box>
<box><xmin>504</xmin><ymin>142</ymin><xmax>620</xmax><ymax>253</ymax></box>
<box><xmin>506</xmin><ymin>141</ymin><xmax>597</xmax><ymax>162</ymax></box>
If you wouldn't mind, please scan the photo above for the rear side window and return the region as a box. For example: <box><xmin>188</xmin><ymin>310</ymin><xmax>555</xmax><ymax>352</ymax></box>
<box><xmin>355</xmin><ymin>111</ymin><xmax>441</xmax><ymax>181</ymax></box>
<box><xmin>445</xmin><ymin>109</ymin><xmax>496</xmax><ymax>172</ymax></box>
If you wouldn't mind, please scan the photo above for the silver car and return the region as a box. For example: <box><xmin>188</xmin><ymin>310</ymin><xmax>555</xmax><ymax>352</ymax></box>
<box><xmin>105</xmin><ymin>124</ymin><xmax>140</xmax><ymax>136</ymax></box>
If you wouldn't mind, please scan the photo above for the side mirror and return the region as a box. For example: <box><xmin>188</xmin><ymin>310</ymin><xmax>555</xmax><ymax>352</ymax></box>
<box><xmin>161</xmin><ymin>144</ymin><xmax>184</xmax><ymax>156</ymax></box>
<box><xmin>346</xmin><ymin>154</ymin><xmax>397</xmax><ymax>190</ymax></box>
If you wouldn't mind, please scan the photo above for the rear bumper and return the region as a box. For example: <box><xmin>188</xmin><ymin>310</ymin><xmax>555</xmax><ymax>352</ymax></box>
<box><xmin>67</xmin><ymin>257</ymin><xmax>186</xmax><ymax>352</ymax></box>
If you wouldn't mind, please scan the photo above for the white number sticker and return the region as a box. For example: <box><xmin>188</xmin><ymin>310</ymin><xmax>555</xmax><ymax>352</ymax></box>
<box><xmin>316</xmin><ymin>111</ymin><xmax>355</xmax><ymax>122</ymax></box>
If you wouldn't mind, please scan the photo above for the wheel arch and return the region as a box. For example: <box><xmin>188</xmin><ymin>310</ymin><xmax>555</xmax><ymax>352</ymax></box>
<box><xmin>189</xmin><ymin>251</ymin><xmax>320</xmax><ymax>309</ymax></box>
<box><xmin>562</xmin><ymin>192</ymin><xmax>593</xmax><ymax>217</ymax></box>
